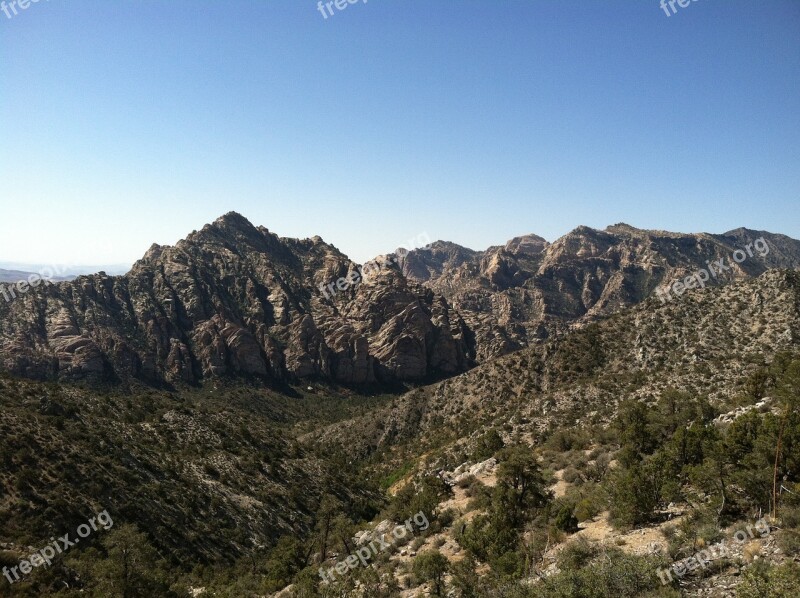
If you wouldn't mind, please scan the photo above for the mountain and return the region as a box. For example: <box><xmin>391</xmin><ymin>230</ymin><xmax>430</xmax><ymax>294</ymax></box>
<box><xmin>0</xmin><ymin>263</ymin><xmax>131</xmax><ymax>282</ymax></box>
<box><xmin>1</xmin><ymin>217</ymin><xmax>800</xmax><ymax>597</ymax></box>
<box><xmin>315</xmin><ymin>269</ymin><xmax>800</xmax><ymax>462</ymax></box>
<box><xmin>398</xmin><ymin>224</ymin><xmax>800</xmax><ymax>361</ymax></box>
<box><xmin>1</xmin><ymin>216</ymin><xmax>799</xmax><ymax>388</ymax></box>
<box><xmin>0</xmin><ymin>213</ymin><xmax>471</xmax><ymax>385</ymax></box>
<box><xmin>0</xmin><ymin>269</ymin><xmax>74</xmax><ymax>284</ymax></box>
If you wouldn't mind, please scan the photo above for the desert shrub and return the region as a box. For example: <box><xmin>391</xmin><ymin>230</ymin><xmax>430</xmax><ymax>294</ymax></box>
<box><xmin>491</xmin><ymin>549</ymin><xmax>525</xmax><ymax>579</ymax></box>
<box><xmin>556</xmin><ymin>537</ymin><xmax>597</xmax><ymax>570</ymax></box>
<box><xmin>561</xmin><ymin>467</ymin><xmax>582</xmax><ymax>485</ymax></box>
<box><xmin>524</xmin><ymin>548</ymin><xmax>679</xmax><ymax>598</ymax></box>
<box><xmin>466</xmin><ymin>481</ymin><xmax>493</xmax><ymax>511</ymax></box>
<box><xmin>543</xmin><ymin>428</ymin><xmax>591</xmax><ymax>453</ymax></box>
<box><xmin>736</xmin><ymin>562</ymin><xmax>800</xmax><ymax>598</ymax></box>
<box><xmin>573</xmin><ymin>499</ymin><xmax>597</xmax><ymax>523</ymax></box>
<box><xmin>607</xmin><ymin>456</ymin><xmax>666</xmax><ymax>528</ymax></box>
<box><xmin>778</xmin><ymin>530</ymin><xmax>800</xmax><ymax>558</ymax></box>
<box><xmin>457</xmin><ymin>513</ymin><xmax>517</xmax><ymax>563</ymax></box>
<box><xmin>584</xmin><ymin>452</ymin><xmax>612</xmax><ymax>482</ymax></box>
<box><xmin>472</xmin><ymin>429</ymin><xmax>505</xmax><ymax>461</ymax></box>
<box><xmin>566</xmin><ymin>482</ymin><xmax>606</xmax><ymax>523</ymax></box>
<box><xmin>437</xmin><ymin>508</ymin><xmax>456</xmax><ymax>529</ymax></box>
<box><xmin>387</xmin><ymin>475</ymin><xmax>450</xmax><ymax>524</ymax></box>
<box><xmin>448</xmin><ymin>554</ymin><xmax>481</xmax><ymax>598</ymax></box>
<box><xmin>457</xmin><ymin>474</ymin><xmax>477</xmax><ymax>489</ymax></box>
<box><xmin>696</xmin><ymin>522</ymin><xmax>723</xmax><ymax>547</ymax></box>
<box><xmin>552</xmin><ymin>502</ymin><xmax>579</xmax><ymax>533</ymax></box>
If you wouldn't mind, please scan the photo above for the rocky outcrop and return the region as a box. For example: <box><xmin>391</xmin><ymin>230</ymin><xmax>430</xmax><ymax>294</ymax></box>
<box><xmin>2</xmin><ymin>216</ymin><xmax>798</xmax><ymax>386</ymax></box>
<box><xmin>440</xmin><ymin>457</ymin><xmax>498</xmax><ymax>486</ymax></box>
<box><xmin>317</xmin><ymin>270</ymin><xmax>800</xmax><ymax>460</ymax></box>
<box><xmin>398</xmin><ymin>224</ymin><xmax>800</xmax><ymax>361</ymax></box>
<box><xmin>0</xmin><ymin>212</ymin><xmax>472</xmax><ymax>386</ymax></box>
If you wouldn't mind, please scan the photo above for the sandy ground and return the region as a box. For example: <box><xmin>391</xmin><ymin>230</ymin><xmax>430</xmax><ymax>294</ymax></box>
<box><xmin>551</xmin><ymin>469</ymin><xmax>569</xmax><ymax>498</ymax></box>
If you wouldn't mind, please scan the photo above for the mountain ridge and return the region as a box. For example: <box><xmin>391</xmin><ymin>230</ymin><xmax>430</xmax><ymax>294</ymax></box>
<box><xmin>1</xmin><ymin>213</ymin><xmax>799</xmax><ymax>388</ymax></box>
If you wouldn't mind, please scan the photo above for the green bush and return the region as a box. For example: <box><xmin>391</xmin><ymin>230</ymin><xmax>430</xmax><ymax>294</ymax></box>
<box><xmin>412</xmin><ymin>550</ymin><xmax>449</xmax><ymax>596</ymax></box>
<box><xmin>553</xmin><ymin>503</ymin><xmax>579</xmax><ymax>533</ymax></box>
<box><xmin>737</xmin><ymin>562</ymin><xmax>800</xmax><ymax>598</ymax></box>
<box><xmin>556</xmin><ymin>537</ymin><xmax>597</xmax><ymax>570</ymax></box>
<box><xmin>472</xmin><ymin>429</ymin><xmax>505</xmax><ymax>461</ymax></box>
<box><xmin>524</xmin><ymin>548</ymin><xmax>679</xmax><ymax>598</ymax></box>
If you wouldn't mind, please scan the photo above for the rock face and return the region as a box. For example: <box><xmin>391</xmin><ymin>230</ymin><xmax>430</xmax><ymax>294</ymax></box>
<box><xmin>398</xmin><ymin>224</ymin><xmax>800</xmax><ymax>361</ymax></box>
<box><xmin>0</xmin><ymin>213</ymin><xmax>472</xmax><ymax>385</ymax></box>
<box><xmin>440</xmin><ymin>457</ymin><xmax>498</xmax><ymax>487</ymax></box>
<box><xmin>317</xmin><ymin>270</ymin><xmax>800</xmax><ymax>459</ymax></box>
<box><xmin>1</xmin><ymin>215</ymin><xmax>799</xmax><ymax>386</ymax></box>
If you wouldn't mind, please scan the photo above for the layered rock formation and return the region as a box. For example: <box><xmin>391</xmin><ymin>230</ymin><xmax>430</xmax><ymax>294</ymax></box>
<box><xmin>398</xmin><ymin>224</ymin><xmax>800</xmax><ymax>361</ymax></box>
<box><xmin>317</xmin><ymin>269</ymin><xmax>800</xmax><ymax>459</ymax></box>
<box><xmin>0</xmin><ymin>213</ymin><xmax>472</xmax><ymax>385</ymax></box>
<box><xmin>1</xmin><ymin>215</ymin><xmax>798</xmax><ymax>386</ymax></box>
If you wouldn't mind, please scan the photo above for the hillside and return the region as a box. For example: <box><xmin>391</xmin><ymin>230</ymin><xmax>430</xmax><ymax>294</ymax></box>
<box><xmin>398</xmin><ymin>225</ymin><xmax>800</xmax><ymax>361</ymax></box>
<box><xmin>2</xmin><ymin>221</ymin><xmax>800</xmax><ymax>597</ymax></box>
<box><xmin>0</xmin><ymin>377</ymin><xmax>388</xmax><ymax>564</ymax></box>
<box><xmin>301</xmin><ymin>270</ymin><xmax>800</xmax><ymax>597</ymax></box>
<box><xmin>317</xmin><ymin>269</ymin><xmax>800</xmax><ymax>466</ymax></box>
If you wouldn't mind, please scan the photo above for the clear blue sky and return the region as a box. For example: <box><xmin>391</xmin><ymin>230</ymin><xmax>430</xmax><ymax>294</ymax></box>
<box><xmin>1</xmin><ymin>0</ymin><xmax>798</xmax><ymax>266</ymax></box>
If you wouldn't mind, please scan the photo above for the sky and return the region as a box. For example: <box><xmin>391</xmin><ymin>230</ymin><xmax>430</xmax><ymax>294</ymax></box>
<box><xmin>1</xmin><ymin>0</ymin><xmax>798</xmax><ymax>267</ymax></box>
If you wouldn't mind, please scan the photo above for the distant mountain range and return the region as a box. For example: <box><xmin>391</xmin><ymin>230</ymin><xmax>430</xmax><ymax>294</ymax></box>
<box><xmin>0</xmin><ymin>268</ymin><xmax>73</xmax><ymax>284</ymax></box>
<box><xmin>0</xmin><ymin>212</ymin><xmax>798</xmax><ymax>386</ymax></box>
<box><xmin>398</xmin><ymin>223</ymin><xmax>800</xmax><ymax>361</ymax></box>
<box><xmin>0</xmin><ymin>263</ymin><xmax>131</xmax><ymax>283</ymax></box>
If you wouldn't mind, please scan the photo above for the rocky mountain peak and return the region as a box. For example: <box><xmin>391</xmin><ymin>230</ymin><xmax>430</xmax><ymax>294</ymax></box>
<box><xmin>503</xmin><ymin>234</ymin><xmax>549</xmax><ymax>255</ymax></box>
<box><xmin>0</xmin><ymin>214</ymin><xmax>472</xmax><ymax>385</ymax></box>
<box><xmin>605</xmin><ymin>222</ymin><xmax>643</xmax><ymax>234</ymax></box>
<box><xmin>212</xmin><ymin>210</ymin><xmax>259</xmax><ymax>231</ymax></box>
